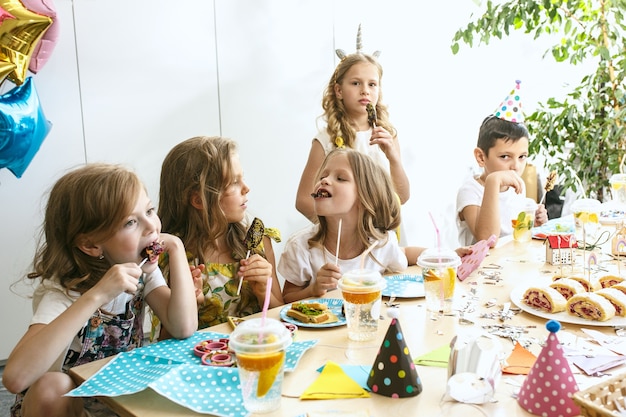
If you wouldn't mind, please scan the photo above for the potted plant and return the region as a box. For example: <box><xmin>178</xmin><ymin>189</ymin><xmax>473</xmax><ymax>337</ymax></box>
<box><xmin>451</xmin><ymin>0</ymin><xmax>626</xmax><ymax>202</ymax></box>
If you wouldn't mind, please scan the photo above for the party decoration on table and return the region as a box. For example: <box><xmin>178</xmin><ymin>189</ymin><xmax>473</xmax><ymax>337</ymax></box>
<box><xmin>316</xmin><ymin>363</ymin><xmax>371</xmax><ymax>391</ymax></box>
<box><xmin>447</xmin><ymin>334</ymin><xmax>503</xmax><ymax>404</ymax></box>
<box><xmin>67</xmin><ymin>331</ymin><xmax>319</xmax><ymax>415</ymax></box>
<box><xmin>300</xmin><ymin>360</ymin><xmax>370</xmax><ymax>399</ymax></box>
<box><xmin>366</xmin><ymin>312</ymin><xmax>422</xmax><ymax>397</ymax></box>
<box><xmin>0</xmin><ymin>76</ymin><xmax>51</xmax><ymax>177</ymax></box>
<box><xmin>457</xmin><ymin>234</ymin><xmax>496</xmax><ymax>281</ymax></box>
<box><xmin>21</xmin><ymin>0</ymin><xmax>60</xmax><ymax>73</ymax></box>
<box><xmin>382</xmin><ymin>274</ymin><xmax>424</xmax><ymax>298</ymax></box>
<box><xmin>0</xmin><ymin>0</ymin><xmax>52</xmax><ymax>85</ymax></box>
<box><xmin>581</xmin><ymin>328</ymin><xmax>626</xmax><ymax>356</ymax></box>
<box><xmin>539</xmin><ymin>170</ymin><xmax>558</xmax><ymax>205</ymax></box>
<box><xmin>569</xmin><ymin>354</ymin><xmax>626</xmax><ymax>376</ymax></box>
<box><xmin>335</xmin><ymin>23</ymin><xmax>381</xmax><ymax>60</ymax></box>
<box><xmin>494</xmin><ymin>79</ymin><xmax>523</xmax><ymax>123</ymax></box>
<box><xmin>501</xmin><ymin>342</ymin><xmax>536</xmax><ymax>375</ymax></box>
<box><xmin>612</xmin><ymin>233</ymin><xmax>626</xmax><ymax>276</ymax></box>
<box><xmin>545</xmin><ymin>234</ymin><xmax>577</xmax><ymax>266</ymax></box>
<box><xmin>517</xmin><ymin>320</ymin><xmax>580</xmax><ymax>417</ymax></box>
<box><xmin>413</xmin><ymin>344</ymin><xmax>450</xmax><ymax>368</ymax></box>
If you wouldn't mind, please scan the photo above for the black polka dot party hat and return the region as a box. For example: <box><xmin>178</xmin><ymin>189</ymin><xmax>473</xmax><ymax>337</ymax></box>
<box><xmin>366</xmin><ymin>312</ymin><xmax>422</xmax><ymax>397</ymax></box>
<box><xmin>517</xmin><ymin>320</ymin><xmax>580</xmax><ymax>417</ymax></box>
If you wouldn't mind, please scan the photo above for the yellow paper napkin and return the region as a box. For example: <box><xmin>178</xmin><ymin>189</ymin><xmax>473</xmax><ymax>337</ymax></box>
<box><xmin>300</xmin><ymin>361</ymin><xmax>370</xmax><ymax>399</ymax></box>
<box><xmin>413</xmin><ymin>344</ymin><xmax>450</xmax><ymax>368</ymax></box>
<box><xmin>502</xmin><ymin>342</ymin><xmax>537</xmax><ymax>375</ymax></box>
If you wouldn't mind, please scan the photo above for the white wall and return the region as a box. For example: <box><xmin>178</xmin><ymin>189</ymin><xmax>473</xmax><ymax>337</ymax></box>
<box><xmin>0</xmin><ymin>0</ymin><xmax>591</xmax><ymax>360</ymax></box>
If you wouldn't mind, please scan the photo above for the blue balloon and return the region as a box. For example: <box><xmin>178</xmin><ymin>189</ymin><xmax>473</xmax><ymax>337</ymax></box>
<box><xmin>0</xmin><ymin>77</ymin><xmax>52</xmax><ymax>178</ymax></box>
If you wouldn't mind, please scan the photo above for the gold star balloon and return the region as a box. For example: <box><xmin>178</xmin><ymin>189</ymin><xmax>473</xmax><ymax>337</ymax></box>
<box><xmin>0</xmin><ymin>0</ymin><xmax>52</xmax><ymax>85</ymax></box>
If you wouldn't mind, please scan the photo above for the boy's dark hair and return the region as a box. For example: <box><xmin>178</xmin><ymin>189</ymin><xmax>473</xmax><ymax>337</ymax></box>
<box><xmin>477</xmin><ymin>115</ymin><xmax>529</xmax><ymax>156</ymax></box>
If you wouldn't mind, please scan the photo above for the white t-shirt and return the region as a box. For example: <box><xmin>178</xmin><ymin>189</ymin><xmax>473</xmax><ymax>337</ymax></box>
<box><xmin>31</xmin><ymin>269</ymin><xmax>166</xmax><ymax>371</ymax></box>
<box><xmin>315</xmin><ymin>128</ymin><xmax>390</xmax><ymax>172</ymax></box>
<box><xmin>456</xmin><ymin>176</ymin><xmax>527</xmax><ymax>246</ymax></box>
<box><xmin>278</xmin><ymin>224</ymin><xmax>407</xmax><ymax>288</ymax></box>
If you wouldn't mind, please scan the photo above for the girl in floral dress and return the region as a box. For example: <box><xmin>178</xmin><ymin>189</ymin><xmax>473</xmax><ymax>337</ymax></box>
<box><xmin>155</xmin><ymin>136</ymin><xmax>283</xmax><ymax>339</ymax></box>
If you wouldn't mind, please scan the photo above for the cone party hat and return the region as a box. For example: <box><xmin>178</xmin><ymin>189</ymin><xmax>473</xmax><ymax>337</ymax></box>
<box><xmin>494</xmin><ymin>80</ymin><xmax>524</xmax><ymax>123</ymax></box>
<box><xmin>367</xmin><ymin>312</ymin><xmax>422</xmax><ymax>397</ymax></box>
<box><xmin>517</xmin><ymin>320</ymin><xmax>580</xmax><ymax>417</ymax></box>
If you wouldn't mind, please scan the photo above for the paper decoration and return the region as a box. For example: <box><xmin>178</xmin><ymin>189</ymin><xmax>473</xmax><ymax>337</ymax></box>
<box><xmin>494</xmin><ymin>80</ymin><xmax>523</xmax><ymax>123</ymax></box>
<box><xmin>517</xmin><ymin>320</ymin><xmax>580</xmax><ymax>417</ymax></box>
<box><xmin>367</xmin><ymin>317</ymin><xmax>422</xmax><ymax>397</ymax></box>
<box><xmin>457</xmin><ymin>234</ymin><xmax>497</xmax><ymax>281</ymax></box>
<box><xmin>502</xmin><ymin>342</ymin><xmax>536</xmax><ymax>375</ymax></box>
<box><xmin>301</xmin><ymin>361</ymin><xmax>370</xmax><ymax>399</ymax></box>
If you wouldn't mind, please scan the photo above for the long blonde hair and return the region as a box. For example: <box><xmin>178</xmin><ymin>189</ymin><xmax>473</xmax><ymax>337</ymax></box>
<box><xmin>28</xmin><ymin>163</ymin><xmax>143</xmax><ymax>294</ymax></box>
<box><xmin>321</xmin><ymin>54</ymin><xmax>396</xmax><ymax>148</ymax></box>
<box><xmin>308</xmin><ymin>148</ymin><xmax>401</xmax><ymax>263</ymax></box>
<box><xmin>158</xmin><ymin>136</ymin><xmax>248</xmax><ymax>262</ymax></box>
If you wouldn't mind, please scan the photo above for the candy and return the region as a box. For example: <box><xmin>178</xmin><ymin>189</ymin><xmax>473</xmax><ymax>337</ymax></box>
<box><xmin>366</xmin><ymin>102</ymin><xmax>377</xmax><ymax>128</ymax></box>
<box><xmin>141</xmin><ymin>241</ymin><xmax>164</xmax><ymax>262</ymax></box>
<box><xmin>244</xmin><ymin>217</ymin><xmax>264</xmax><ymax>251</ymax></box>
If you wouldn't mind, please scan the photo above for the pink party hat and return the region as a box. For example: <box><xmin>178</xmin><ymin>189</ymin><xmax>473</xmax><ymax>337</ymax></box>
<box><xmin>517</xmin><ymin>320</ymin><xmax>580</xmax><ymax>417</ymax></box>
<box><xmin>367</xmin><ymin>312</ymin><xmax>422</xmax><ymax>398</ymax></box>
<box><xmin>494</xmin><ymin>80</ymin><xmax>524</xmax><ymax>123</ymax></box>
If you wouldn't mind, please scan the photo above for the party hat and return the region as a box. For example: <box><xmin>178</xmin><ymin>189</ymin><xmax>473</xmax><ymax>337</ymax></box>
<box><xmin>494</xmin><ymin>80</ymin><xmax>524</xmax><ymax>123</ymax></box>
<box><xmin>366</xmin><ymin>312</ymin><xmax>422</xmax><ymax>397</ymax></box>
<box><xmin>517</xmin><ymin>320</ymin><xmax>580</xmax><ymax>417</ymax></box>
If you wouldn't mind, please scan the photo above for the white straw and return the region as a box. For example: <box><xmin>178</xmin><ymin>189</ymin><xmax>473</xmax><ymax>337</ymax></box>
<box><xmin>335</xmin><ymin>218</ymin><xmax>342</xmax><ymax>266</ymax></box>
<box><xmin>237</xmin><ymin>250</ymin><xmax>251</xmax><ymax>295</ymax></box>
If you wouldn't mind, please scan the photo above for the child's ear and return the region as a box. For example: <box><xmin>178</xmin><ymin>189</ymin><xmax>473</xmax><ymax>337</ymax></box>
<box><xmin>334</xmin><ymin>83</ymin><xmax>343</xmax><ymax>100</ymax></box>
<box><xmin>474</xmin><ymin>147</ymin><xmax>486</xmax><ymax>167</ymax></box>
<box><xmin>190</xmin><ymin>191</ymin><xmax>204</xmax><ymax>210</ymax></box>
<box><xmin>76</xmin><ymin>234</ymin><xmax>102</xmax><ymax>257</ymax></box>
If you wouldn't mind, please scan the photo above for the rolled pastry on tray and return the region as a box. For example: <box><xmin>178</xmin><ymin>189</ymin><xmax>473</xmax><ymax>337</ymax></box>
<box><xmin>522</xmin><ymin>286</ymin><xmax>567</xmax><ymax>313</ymax></box>
<box><xmin>598</xmin><ymin>274</ymin><xmax>625</xmax><ymax>288</ymax></box>
<box><xmin>595</xmin><ymin>288</ymin><xmax>626</xmax><ymax>316</ymax></box>
<box><xmin>549</xmin><ymin>278</ymin><xmax>586</xmax><ymax>300</ymax></box>
<box><xmin>555</xmin><ymin>275</ymin><xmax>601</xmax><ymax>292</ymax></box>
<box><xmin>566</xmin><ymin>292</ymin><xmax>616</xmax><ymax>321</ymax></box>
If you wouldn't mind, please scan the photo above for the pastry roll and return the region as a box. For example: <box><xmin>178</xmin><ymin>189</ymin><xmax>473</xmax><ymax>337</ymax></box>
<box><xmin>566</xmin><ymin>292</ymin><xmax>616</xmax><ymax>321</ymax></box>
<box><xmin>598</xmin><ymin>274</ymin><xmax>625</xmax><ymax>288</ymax></box>
<box><xmin>595</xmin><ymin>288</ymin><xmax>626</xmax><ymax>316</ymax></box>
<box><xmin>559</xmin><ymin>275</ymin><xmax>601</xmax><ymax>292</ymax></box>
<box><xmin>610</xmin><ymin>283</ymin><xmax>626</xmax><ymax>297</ymax></box>
<box><xmin>549</xmin><ymin>278</ymin><xmax>585</xmax><ymax>300</ymax></box>
<box><xmin>522</xmin><ymin>286</ymin><xmax>567</xmax><ymax>313</ymax></box>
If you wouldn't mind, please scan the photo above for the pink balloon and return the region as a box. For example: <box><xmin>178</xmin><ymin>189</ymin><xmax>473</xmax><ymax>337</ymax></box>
<box><xmin>20</xmin><ymin>0</ymin><xmax>59</xmax><ymax>73</ymax></box>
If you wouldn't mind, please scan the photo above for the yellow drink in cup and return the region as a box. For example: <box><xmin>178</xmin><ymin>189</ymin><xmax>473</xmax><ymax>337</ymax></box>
<box><xmin>229</xmin><ymin>318</ymin><xmax>291</xmax><ymax>413</ymax></box>
<box><xmin>338</xmin><ymin>269</ymin><xmax>385</xmax><ymax>341</ymax></box>
<box><xmin>418</xmin><ymin>248</ymin><xmax>461</xmax><ymax>318</ymax></box>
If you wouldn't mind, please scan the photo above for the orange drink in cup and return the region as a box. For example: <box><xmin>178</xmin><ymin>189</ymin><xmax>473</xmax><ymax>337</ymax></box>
<box><xmin>229</xmin><ymin>318</ymin><xmax>291</xmax><ymax>413</ymax></box>
<box><xmin>418</xmin><ymin>248</ymin><xmax>461</xmax><ymax>318</ymax></box>
<box><xmin>337</xmin><ymin>269</ymin><xmax>385</xmax><ymax>341</ymax></box>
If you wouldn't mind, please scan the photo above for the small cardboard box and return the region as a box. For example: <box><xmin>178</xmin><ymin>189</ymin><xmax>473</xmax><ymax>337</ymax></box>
<box><xmin>545</xmin><ymin>234</ymin><xmax>577</xmax><ymax>265</ymax></box>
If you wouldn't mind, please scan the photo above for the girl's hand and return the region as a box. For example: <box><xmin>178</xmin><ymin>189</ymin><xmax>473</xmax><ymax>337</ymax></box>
<box><xmin>370</xmin><ymin>126</ymin><xmax>401</xmax><ymax>163</ymax></box>
<box><xmin>239</xmin><ymin>254</ymin><xmax>273</xmax><ymax>297</ymax></box>
<box><xmin>94</xmin><ymin>263</ymin><xmax>143</xmax><ymax>300</ymax></box>
<box><xmin>190</xmin><ymin>263</ymin><xmax>206</xmax><ymax>303</ymax></box>
<box><xmin>312</xmin><ymin>263</ymin><xmax>341</xmax><ymax>297</ymax></box>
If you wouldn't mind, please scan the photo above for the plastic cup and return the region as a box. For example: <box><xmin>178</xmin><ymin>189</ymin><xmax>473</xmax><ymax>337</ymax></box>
<box><xmin>417</xmin><ymin>248</ymin><xmax>461</xmax><ymax>318</ymax></box>
<box><xmin>571</xmin><ymin>198</ymin><xmax>601</xmax><ymax>238</ymax></box>
<box><xmin>610</xmin><ymin>174</ymin><xmax>626</xmax><ymax>205</ymax></box>
<box><xmin>512</xmin><ymin>198</ymin><xmax>538</xmax><ymax>242</ymax></box>
<box><xmin>337</xmin><ymin>269</ymin><xmax>385</xmax><ymax>341</ymax></box>
<box><xmin>229</xmin><ymin>318</ymin><xmax>292</xmax><ymax>413</ymax></box>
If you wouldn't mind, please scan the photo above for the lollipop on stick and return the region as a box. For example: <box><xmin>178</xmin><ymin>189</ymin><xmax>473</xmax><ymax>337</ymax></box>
<box><xmin>238</xmin><ymin>218</ymin><xmax>265</xmax><ymax>295</ymax></box>
<box><xmin>140</xmin><ymin>240</ymin><xmax>164</xmax><ymax>266</ymax></box>
<box><xmin>366</xmin><ymin>102</ymin><xmax>377</xmax><ymax>128</ymax></box>
<box><xmin>539</xmin><ymin>170</ymin><xmax>558</xmax><ymax>205</ymax></box>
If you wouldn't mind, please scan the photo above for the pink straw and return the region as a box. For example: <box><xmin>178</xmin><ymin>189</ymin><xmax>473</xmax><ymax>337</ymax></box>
<box><xmin>261</xmin><ymin>276</ymin><xmax>272</xmax><ymax>327</ymax></box>
<box><xmin>428</xmin><ymin>212</ymin><xmax>442</xmax><ymax>262</ymax></box>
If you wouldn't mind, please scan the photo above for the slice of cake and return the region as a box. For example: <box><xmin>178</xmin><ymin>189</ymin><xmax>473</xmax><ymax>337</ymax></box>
<box><xmin>566</xmin><ymin>292</ymin><xmax>616</xmax><ymax>321</ymax></box>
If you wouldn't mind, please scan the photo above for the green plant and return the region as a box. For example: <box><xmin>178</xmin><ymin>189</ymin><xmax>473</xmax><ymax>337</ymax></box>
<box><xmin>452</xmin><ymin>0</ymin><xmax>626</xmax><ymax>202</ymax></box>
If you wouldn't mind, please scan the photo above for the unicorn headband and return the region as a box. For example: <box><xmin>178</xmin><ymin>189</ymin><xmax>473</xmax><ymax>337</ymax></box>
<box><xmin>335</xmin><ymin>24</ymin><xmax>381</xmax><ymax>60</ymax></box>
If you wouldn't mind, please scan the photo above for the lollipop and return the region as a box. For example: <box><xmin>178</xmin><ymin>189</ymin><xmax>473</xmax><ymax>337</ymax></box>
<box><xmin>238</xmin><ymin>218</ymin><xmax>265</xmax><ymax>295</ymax></box>
<box><xmin>539</xmin><ymin>170</ymin><xmax>558</xmax><ymax>205</ymax></box>
<box><xmin>366</xmin><ymin>102</ymin><xmax>377</xmax><ymax>128</ymax></box>
<box><xmin>140</xmin><ymin>240</ymin><xmax>164</xmax><ymax>265</ymax></box>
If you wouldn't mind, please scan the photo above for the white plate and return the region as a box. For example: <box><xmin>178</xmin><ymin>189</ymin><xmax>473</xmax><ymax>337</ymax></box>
<box><xmin>280</xmin><ymin>298</ymin><xmax>346</xmax><ymax>328</ymax></box>
<box><xmin>382</xmin><ymin>274</ymin><xmax>424</xmax><ymax>298</ymax></box>
<box><xmin>510</xmin><ymin>284</ymin><xmax>626</xmax><ymax>327</ymax></box>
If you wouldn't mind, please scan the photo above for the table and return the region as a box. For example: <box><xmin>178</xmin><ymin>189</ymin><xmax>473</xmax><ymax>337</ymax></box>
<box><xmin>69</xmin><ymin>236</ymin><xmax>625</xmax><ymax>416</ymax></box>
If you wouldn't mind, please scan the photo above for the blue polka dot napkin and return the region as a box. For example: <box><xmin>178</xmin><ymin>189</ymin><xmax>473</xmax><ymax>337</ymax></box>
<box><xmin>67</xmin><ymin>331</ymin><xmax>317</xmax><ymax>416</ymax></box>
